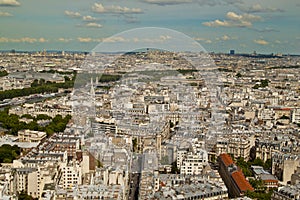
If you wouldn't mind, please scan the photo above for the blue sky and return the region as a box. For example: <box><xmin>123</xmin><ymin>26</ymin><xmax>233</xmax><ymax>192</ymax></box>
<box><xmin>0</xmin><ymin>0</ymin><xmax>299</xmax><ymax>53</ymax></box>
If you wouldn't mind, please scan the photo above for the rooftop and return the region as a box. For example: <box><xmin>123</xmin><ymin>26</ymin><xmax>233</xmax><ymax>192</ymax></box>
<box><xmin>220</xmin><ymin>153</ymin><xmax>234</xmax><ymax>167</ymax></box>
<box><xmin>231</xmin><ymin>170</ymin><xmax>254</xmax><ymax>192</ymax></box>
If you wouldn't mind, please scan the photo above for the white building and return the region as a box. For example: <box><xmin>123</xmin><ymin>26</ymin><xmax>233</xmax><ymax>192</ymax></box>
<box><xmin>18</xmin><ymin>130</ymin><xmax>47</xmax><ymax>143</ymax></box>
<box><xmin>180</xmin><ymin>150</ymin><xmax>209</xmax><ymax>175</ymax></box>
<box><xmin>292</xmin><ymin>108</ymin><xmax>300</xmax><ymax>124</ymax></box>
<box><xmin>58</xmin><ymin>161</ymin><xmax>82</xmax><ymax>189</ymax></box>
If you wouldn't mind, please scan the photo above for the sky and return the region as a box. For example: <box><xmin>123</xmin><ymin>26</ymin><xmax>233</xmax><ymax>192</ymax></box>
<box><xmin>0</xmin><ymin>0</ymin><xmax>299</xmax><ymax>54</ymax></box>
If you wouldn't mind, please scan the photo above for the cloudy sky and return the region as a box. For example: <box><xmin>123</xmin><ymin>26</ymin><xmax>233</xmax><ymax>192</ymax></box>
<box><xmin>0</xmin><ymin>0</ymin><xmax>299</xmax><ymax>53</ymax></box>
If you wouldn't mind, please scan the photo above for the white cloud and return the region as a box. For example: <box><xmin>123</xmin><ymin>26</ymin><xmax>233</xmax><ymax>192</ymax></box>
<box><xmin>142</xmin><ymin>0</ymin><xmax>243</xmax><ymax>6</ymax></box>
<box><xmin>203</xmin><ymin>20</ymin><xmax>231</xmax><ymax>27</ymax></box>
<box><xmin>226</xmin><ymin>12</ymin><xmax>262</xmax><ymax>22</ymax></box>
<box><xmin>275</xmin><ymin>40</ymin><xmax>281</xmax><ymax>44</ymax></box>
<box><xmin>38</xmin><ymin>38</ymin><xmax>48</xmax><ymax>43</ymax></box>
<box><xmin>0</xmin><ymin>37</ymin><xmax>9</xmax><ymax>42</ymax></box>
<box><xmin>102</xmin><ymin>36</ymin><xmax>128</xmax><ymax>43</ymax></box>
<box><xmin>101</xmin><ymin>35</ymin><xmax>172</xmax><ymax>43</ymax></box>
<box><xmin>77</xmin><ymin>37</ymin><xmax>126</xmax><ymax>43</ymax></box>
<box><xmin>216</xmin><ymin>35</ymin><xmax>237</xmax><ymax>41</ymax></box>
<box><xmin>0</xmin><ymin>11</ymin><xmax>12</xmax><ymax>16</ymax></box>
<box><xmin>253</xmin><ymin>39</ymin><xmax>269</xmax><ymax>45</ymax></box>
<box><xmin>77</xmin><ymin>37</ymin><xmax>93</xmax><ymax>43</ymax></box>
<box><xmin>82</xmin><ymin>15</ymin><xmax>98</xmax><ymax>22</ymax></box>
<box><xmin>252</xmin><ymin>27</ymin><xmax>278</xmax><ymax>33</ymax></box>
<box><xmin>239</xmin><ymin>4</ymin><xmax>284</xmax><ymax>13</ymax></box>
<box><xmin>203</xmin><ymin>11</ymin><xmax>261</xmax><ymax>28</ymax></box>
<box><xmin>142</xmin><ymin>0</ymin><xmax>192</xmax><ymax>6</ymax></box>
<box><xmin>0</xmin><ymin>37</ymin><xmax>49</xmax><ymax>43</ymax></box>
<box><xmin>216</xmin><ymin>35</ymin><xmax>231</xmax><ymax>41</ymax></box>
<box><xmin>58</xmin><ymin>38</ymin><xmax>73</xmax><ymax>43</ymax></box>
<box><xmin>64</xmin><ymin>10</ymin><xmax>81</xmax><ymax>18</ymax></box>
<box><xmin>92</xmin><ymin>3</ymin><xmax>105</xmax><ymax>13</ymax></box>
<box><xmin>0</xmin><ymin>0</ymin><xmax>20</xmax><ymax>6</ymax></box>
<box><xmin>159</xmin><ymin>35</ymin><xmax>171</xmax><ymax>41</ymax></box>
<box><xmin>221</xmin><ymin>35</ymin><xmax>230</xmax><ymax>41</ymax></box>
<box><xmin>194</xmin><ymin>37</ymin><xmax>212</xmax><ymax>44</ymax></box>
<box><xmin>131</xmin><ymin>35</ymin><xmax>172</xmax><ymax>43</ymax></box>
<box><xmin>92</xmin><ymin>3</ymin><xmax>143</xmax><ymax>14</ymax></box>
<box><xmin>85</xmin><ymin>22</ymin><xmax>102</xmax><ymax>28</ymax></box>
<box><xmin>18</xmin><ymin>37</ymin><xmax>37</xmax><ymax>43</ymax></box>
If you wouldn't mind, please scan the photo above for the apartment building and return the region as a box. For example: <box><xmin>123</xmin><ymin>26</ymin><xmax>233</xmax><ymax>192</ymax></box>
<box><xmin>18</xmin><ymin>129</ymin><xmax>46</xmax><ymax>143</ymax></box>
<box><xmin>218</xmin><ymin>153</ymin><xmax>254</xmax><ymax>198</ymax></box>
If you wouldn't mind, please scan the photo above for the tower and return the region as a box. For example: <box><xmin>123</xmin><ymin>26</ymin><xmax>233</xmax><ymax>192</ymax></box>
<box><xmin>90</xmin><ymin>77</ymin><xmax>95</xmax><ymax>98</ymax></box>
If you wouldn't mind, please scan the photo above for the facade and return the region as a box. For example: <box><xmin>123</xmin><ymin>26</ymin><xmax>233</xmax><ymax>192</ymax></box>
<box><xmin>12</xmin><ymin>168</ymin><xmax>34</xmax><ymax>194</ymax></box>
<box><xmin>292</xmin><ymin>108</ymin><xmax>300</xmax><ymax>124</ymax></box>
<box><xmin>252</xmin><ymin>166</ymin><xmax>278</xmax><ymax>189</ymax></box>
<box><xmin>18</xmin><ymin>129</ymin><xmax>47</xmax><ymax>143</ymax></box>
<box><xmin>154</xmin><ymin>174</ymin><xmax>228</xmax><ymax>200</ymax></box>
<box><xmin>271</xmin><ymin>184</ymin><xmax>300</xmax><ymax>200</ymax></box>
<box><xmin>10</xmin><ymin>161</ymin><xmax>59</xmax><ymax>199</ymax></box>
<box><xmin>58</xmin><ymin>161</ymin><xmax>82</xmax><ymax>189</ymax></box>
<box><xmin>274</xmin><ymin>108</ymin><xmax>291</xmax><ymax>120</ymax></box>
<box><xmin>180</xmin><ymin>150</ymin><xmax>209</xmax><ymax>175</ymax></box>
<box><xmin>177</xmin><ymin>147</ymin><xmax>189</xmax><ymax>169</ymax></box>
<box><xmin>255</xmin><ymin>138</ymin><xmax>281</xmax><ymax>162</ymax></box>
<box><xmin>27</xmin><ymin>168</ymin><xmax>45</xmax><ymax>198</ymax></box>
<box><xmin>218</xmin><ymin>153</ymin><xmax>254</xmax><ymax>198</ymax></box>
<box><xmin>260</xmin><ymin>174</ymin><xmax>279</xmax><ymax>189</ymax></box>
<box><xmin>272</xmin><ymin>153</ymin><xmax>300</xmax><ymax>185</ymax></box>
<box><xmin>291</xmin><ymin>166</ymin><xmax>300</xmax><ymax>185</ymax></box>
<box><xmin>214</xmin><ymin>136</ymin><xmax>253</xmax><ymax>161</ymax></box>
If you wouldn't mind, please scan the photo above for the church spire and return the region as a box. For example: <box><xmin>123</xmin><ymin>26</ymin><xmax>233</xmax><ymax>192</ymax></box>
<box><xmin>90</xmin><ymin>77</ymin><xmax>95</xmax><ymax>98</ymax></box>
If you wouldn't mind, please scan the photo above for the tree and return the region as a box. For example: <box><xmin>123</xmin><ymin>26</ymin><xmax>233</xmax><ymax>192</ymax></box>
<box><xmin>236</xmin><ymin>72</ymin><xmax>242</xmax><ymax>78</ymax></box>
<box><xmin>171</xmin><ymin>161</ymin><xmax>180</xmax><ymax>174</ymax></box>
<box><xmin>0</xmin><ymin>144</ymin><xmax>20</xmax><ymax>163</ymax></box>
<box><xmin>261</xmin><ymin>79</ymin><xmax>269</xmax><ymax>87</ymax></box>
<box><xmin>99</xmin><ymin>74</ymin><xmax>121</xmax><ymax>83</ymax></box>
<box><xmin>0</xmin><ymin>70</ymin><xmax>8</xmax><ymax>77</ymax></box>
<box><xmin>169</xmin><ymin>120</ymin><xmax>174</xmax><ymax>128</ymax></box>
<box><xmin>31</xmin><ymin>79</ymin><xmax>39</xmax><ymax>87</ymax></box>
<box><xmin>0</xmin><ymin>72</ymin><xmax>76</xmax><ymax>101</ymax></box>
<box><xmin>132</xmin><ymin>138</ymin><xmax>138</xmax><ymax>152</ymax></box>
<box><xmin>249</xmin><ymin>178</ymin><xmax>264</xmax><ymax>190</ymax></box>
<box><xmin>39</xmin><ymin>79</ymin><xmax>46</xmax><ymax>85</ymax></box>
<box><xmin>21</xmin><ymin>114</ymin><xmax>34</xmax><ymax>119</ymax></box>
<box><xmin>36</xmin><ymin>114</ymin><xmax>52</xmax><ymax>121</ymax></box>
<box><xmin>252</xmin><ymin>158</ymin><xmax>264</xmax><ymax>166</ymax></box>
<box><xmin>18</xmin><ymin>191</ymin><xmax>37</xmax><ymax>200</ymax></box>
<box><xmin>236</xmin><ymin>157</ymin><xmax>253</xmax><ymax>177</ymax></box>
<box><xmin>279</xmin><ymin>115</ymin><xmax>289</xmax><ymax>120</ymax></box>
<box><xmin>27</xmin><ymin>121</ymin><xmax>39</xmax><ymax>131</ymax></box>
<box><xmin>64</xmin><ymin>76</ymin><xmax>70</xmax><ymax>81</ymax></box>
<box><xmin>0</xmin><ymin>109</ymin><xmax>70</xmax><ymax>137</ymax></box>
<box><xmin>264</xmin><ymin>159</ymin><xmax>272</xmax><ymax>170</ymax></box>
<box><xmin>245</xmin><ymin>189</ymin><xmax>273</xmax><ymax>200</ymax></box>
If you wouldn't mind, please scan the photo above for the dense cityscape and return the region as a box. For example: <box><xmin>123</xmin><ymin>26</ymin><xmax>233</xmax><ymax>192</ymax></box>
<box><xmin>0</xmin><ymin>50</ymin><xmax>299</xmax><ymax>200</ymax></box>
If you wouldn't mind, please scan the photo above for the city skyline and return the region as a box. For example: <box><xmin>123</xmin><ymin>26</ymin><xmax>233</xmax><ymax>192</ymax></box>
<box><xmin>0</xmin><ymin>0</ymin><xmax>299</xmax><ymax>54</ymax></box>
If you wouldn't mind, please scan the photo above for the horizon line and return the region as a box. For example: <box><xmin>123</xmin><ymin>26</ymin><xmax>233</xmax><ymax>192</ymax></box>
<box><xmin>0</xmin><ymin>49</ymin><xmax>299</xmax><ymax>56</ymax></box>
